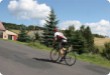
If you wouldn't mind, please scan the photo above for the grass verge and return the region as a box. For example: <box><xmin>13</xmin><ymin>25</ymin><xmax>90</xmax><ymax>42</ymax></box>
<box><xmin>26</xmin><ymin>41</ymin><xmax>52</xmax><ymax>51</ymax></box>
<box><xmin>77</xmin><ymin>53</ymin><xmax>110</xmax><ymax>68</ymax></box>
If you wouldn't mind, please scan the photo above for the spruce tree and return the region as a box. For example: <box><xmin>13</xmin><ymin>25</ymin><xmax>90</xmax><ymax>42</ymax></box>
<box><xmin>70</xmin><ymin>30</ymin><xmax>87</xmax><ymax>54</ymax></box>
<box><xmin>64</xmin><ymin>25</ymin><xmax>87</xmax><ymax>54</ymax></box>
<box><xmin>84</xmin><ymin>26</ymin><xmax>94</xmax><ymax>53</ymax></box>
<box><xmin>43</xmin><ymin>9</ymin><xmax>58</xmax><ymax>46</ymax></box>
<box><xmin>79</xmin><ymin>25</ymin><xmax>88</xmax><ymax>53</ymax></box>
<box><xmin>64</xmin><ymin>25</ymin><xmax>75</xmax><ymax>40</ymax></box>
<box><xmin>18</xmin><ymin>25</ymin><xmax>30</xmax><ymax>42</ymax></box>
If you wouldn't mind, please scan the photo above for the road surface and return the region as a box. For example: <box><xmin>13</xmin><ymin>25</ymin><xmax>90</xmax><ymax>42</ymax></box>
<box><xmin>0</xmin><ymin>40</ymin><xmax>109</xmax><ymax>75</ymax></box>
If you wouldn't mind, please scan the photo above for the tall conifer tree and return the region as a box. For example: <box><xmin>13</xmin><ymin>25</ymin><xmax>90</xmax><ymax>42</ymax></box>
<box><xmin>84</xmin><ymin>26</ymin><xmax>94</xmax><ymax>52</ymax></box>
<box><xmin>43</xmin><ymin>9</ymin><xmax>58</xmax><ymax>46</ymax></box>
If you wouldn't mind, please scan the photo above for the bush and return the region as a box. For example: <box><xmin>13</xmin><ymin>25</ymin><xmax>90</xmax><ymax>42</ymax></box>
<box><xmin>17</xmin><ymin>25</ymin><xmax>31</xmax><ymax>42</ymax></box>
<box><xmin>18</xmin><ymin>35</ymin><xmax>31</xmax><ymax>42</ymax></box>
<box><xmin>102</xmin><ymin>42</ymin><xmax>110</xmax><ymax>60</ymax></box>
<box><xmin>92</xmin><ymin>46</ymin><xmax>100</xmax><ymax>54</ymax></box>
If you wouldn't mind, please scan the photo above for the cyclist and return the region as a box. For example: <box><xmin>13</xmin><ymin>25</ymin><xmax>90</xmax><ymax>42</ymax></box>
<box><xmin>53</xmin><ymin>27</ymin><xmax>67</xmax><ymax>57</ymax></box>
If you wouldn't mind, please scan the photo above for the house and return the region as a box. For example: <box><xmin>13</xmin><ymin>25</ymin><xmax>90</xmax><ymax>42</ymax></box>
<box><xmin>0</xmin><ymin>22</ymin><xmax>6</xmax><ymax>38</ymax></box>
<box><xmin>3</xmin><ymin>30</ymin><xmax>18</xmax><ymax>40</ymax></box>
<box><xmin>0</xmin><ymin>22</ymin><xmax>18</xmax><ymax>41</ymax></box>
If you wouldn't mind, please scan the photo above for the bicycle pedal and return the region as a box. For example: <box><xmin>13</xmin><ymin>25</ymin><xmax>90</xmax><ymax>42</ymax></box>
<box><xmin>59</xmin><ymin>58</ymin><xmax>65</xmax><ymax>62</ymax></box>
<box><xmin>59</xmin><ymin>59</ymin><xmax>63</xmax><ymax>62</ymax></box>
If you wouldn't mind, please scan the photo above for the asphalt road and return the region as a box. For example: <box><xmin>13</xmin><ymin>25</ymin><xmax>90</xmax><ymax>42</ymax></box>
<box><xmin>0</xmin><ymin>40</ymin><xmax>109</xmax><ymax>75</ymax></box>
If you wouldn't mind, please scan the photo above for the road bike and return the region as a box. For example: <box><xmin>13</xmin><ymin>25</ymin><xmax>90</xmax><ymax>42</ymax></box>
<box><xmin>50</xmin><ymin>44</ymin><xmax>76</xmax><ymax>66</ymax></box>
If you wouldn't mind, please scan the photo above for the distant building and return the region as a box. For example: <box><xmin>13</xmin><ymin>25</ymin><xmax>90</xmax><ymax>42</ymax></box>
<box><xmin>0</xmin><ymin>22</ymin><xmax>6</xmax><ymax>38</ymax></box>
<box><xmin>0</xmin><ymin>22</ymin><xmax>18</xmax><ymax>41</ymax></box>
<box><xmin>3</xmin><ymin>30</ymin><xmax>18</xmax><ymax>40</ymax></box>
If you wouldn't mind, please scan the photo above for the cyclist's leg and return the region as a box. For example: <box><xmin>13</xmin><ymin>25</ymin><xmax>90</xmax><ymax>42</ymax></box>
<box><xmin>59</xmin><ymin>42</ymin><xmax>67</xmax><ymax>62</ymax></box>
<box><xmin>58</xmin><ymin>42</ymin><xmax>63</xmax><ymax>55</ymax></box>
<box><xmin>59</xmin><ymin>40</ymin><xmax>67</xmax><ymax>57</ymax></box>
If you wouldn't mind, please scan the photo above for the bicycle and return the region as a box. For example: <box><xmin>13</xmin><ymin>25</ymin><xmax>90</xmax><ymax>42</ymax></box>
<box><xmin>50</xmin><ymin>43</ymin><xmax>76</xmax><ymax>66</ymax></box>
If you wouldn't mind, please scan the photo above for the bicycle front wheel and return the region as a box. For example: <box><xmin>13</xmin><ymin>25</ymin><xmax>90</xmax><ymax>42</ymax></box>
<box><xmin>65</xmin><ymin>52</ymin><xmax>76</xmax><ymax>66</ymax></box>
<box><xmin>50</xmin><ymin>49</ymin><xmax>60</xmax><ymax>62</ymax></box>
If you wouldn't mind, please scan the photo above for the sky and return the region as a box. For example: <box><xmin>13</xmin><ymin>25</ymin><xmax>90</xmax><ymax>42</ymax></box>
<box><xmin>0</xmin><ymin>0</ymin><xmax>110</xmax><ymax>37</ymax></box>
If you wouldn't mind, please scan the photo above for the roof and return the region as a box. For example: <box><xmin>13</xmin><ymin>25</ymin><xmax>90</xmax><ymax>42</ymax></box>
<box><xmin>5</xmin><ymin>30</ymin><xmax>18</xmax><ymax>36</ymax></box>
<box><xmin>0</xmin><ymin>22</ymin><xmax>6</xmax><ymax>31</ymax></box>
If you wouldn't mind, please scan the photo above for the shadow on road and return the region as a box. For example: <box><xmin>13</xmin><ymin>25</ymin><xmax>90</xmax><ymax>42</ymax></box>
<box><xmin>33</xmin><ymin>58</ymin><xmax>66</xmax><ymax>66</ymax></box>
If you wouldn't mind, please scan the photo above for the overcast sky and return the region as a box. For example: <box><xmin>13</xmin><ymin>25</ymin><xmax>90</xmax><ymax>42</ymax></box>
<box><xmin>0</xmin><ymin>0</ymin><xmax>110</xmax><ymax>36</ymax></box>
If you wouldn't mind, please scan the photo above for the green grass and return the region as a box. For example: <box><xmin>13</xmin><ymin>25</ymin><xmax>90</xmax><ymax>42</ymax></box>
<box><xmin>95</xmin><ymin>45</ymin><xmax>105</xmax><ymax>53</ymax></box>
<box><xmin>77</xmin><ymin>53</ymin><xmax>110</xmax><ymax>68</ymax></box>
<box><xmin>26</xmin><ymin>41</ymin><xmax>52</xmax><ymax>51</ymax></box>
<box><xmin>0</xmin><ymin>38</ymin><xmax>51</xmax><ymax>50</ymax></box>
<box><xmin>0</xmin><ymin>38</ymin><xmax>27</xmax><ymax>45</ymax></box>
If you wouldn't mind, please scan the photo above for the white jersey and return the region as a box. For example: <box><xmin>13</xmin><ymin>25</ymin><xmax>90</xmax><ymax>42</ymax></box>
<box><xmin>54</xmin><ymin>32</ymin><xmax>67</xmax><ymax>40</ymax></box>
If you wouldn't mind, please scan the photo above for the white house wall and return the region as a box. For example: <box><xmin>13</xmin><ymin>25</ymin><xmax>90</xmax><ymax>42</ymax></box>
<box><xmin>12</xmin><ymin>36</ymin><xmax>14</xmax><ymax>40</ymax></box>
<box><xmin>3</xmin><ymin>31</ymin><xmax>8</xmax><ymax>39</ymax></box>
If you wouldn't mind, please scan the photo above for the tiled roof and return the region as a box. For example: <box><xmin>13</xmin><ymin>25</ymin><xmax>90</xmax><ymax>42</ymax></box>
<box><xmin>0</xmin><ymin>22</ymin><xmax>6</xmax><ymax>31</ymax></box>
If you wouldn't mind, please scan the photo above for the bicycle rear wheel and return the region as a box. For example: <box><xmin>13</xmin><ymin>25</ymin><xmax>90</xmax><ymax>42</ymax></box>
<box><xmin>64</xmin><ymin>52</ymin><xmax>76</xmax><ymax>66</ymax></box>
<box><xmin>50</xmin><ymin>49</ymin><xmax>60</xmax><ymax>62</ymax></box>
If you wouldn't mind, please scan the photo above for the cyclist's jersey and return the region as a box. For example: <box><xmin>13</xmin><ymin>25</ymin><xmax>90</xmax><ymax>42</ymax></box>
<box><xmin>54</xmin><ymin>32</ymin><xmax>67</xmax><ymax>42</ymax></box>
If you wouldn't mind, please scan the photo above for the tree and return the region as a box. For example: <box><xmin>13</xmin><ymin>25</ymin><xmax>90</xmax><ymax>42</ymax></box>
<box><xmin>64</xmin><ymin>25</ymin><xmax>75</xmax><ymax>39</ymax></box>
<box><xmin>93</xmin><ymin>34</ymin><xmax>106</xmax><ymax>38</ymax></box>
<box><xmin>102</xmin><ymin>42</ymin><xmax>110</xmax><ymax>60</ymax></box>
<box><xmin>83</xmin><ymin>26</ymin><xmax>94</xmax><ymax>53</ymax></box>
<box><xmin>34</xmin><ymin>32</ymin><xmax>40</xmax><ymax>41</ymax></box>
<box><xmin>17</xmin><ymin>25</ymin><xmax>30</xmax><ymax>42</ymax></box>
<box><xmin>79</xmin><ymin>25</ymin><xmax>95</xmax><ymax>53</ymax></box>
<box><xmin>3</xmin><ymin>22</ymin><xmax>26</xmax><ymax>30</ymax></box>
<box><xmin>43</xmin><ymin>9</ymin><xmax>58</xmax><ymax>46</ymax></box>
<box><xmin>64</xmin><ymin>25</ymin><xmax>87</xmax><ymax>54</ymax></box>
<box><xmin>27</xmin><ymin>25</ymin><xmax>35</xmax><ymax>30</ymax></box>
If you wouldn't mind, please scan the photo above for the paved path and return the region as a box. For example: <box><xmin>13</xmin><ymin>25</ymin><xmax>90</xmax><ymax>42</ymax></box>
<box><xmin>0</xmin><ymin>40</ymin><xmax>109</xmax><ymax>75</ymax></box>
